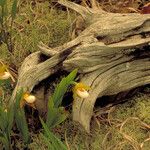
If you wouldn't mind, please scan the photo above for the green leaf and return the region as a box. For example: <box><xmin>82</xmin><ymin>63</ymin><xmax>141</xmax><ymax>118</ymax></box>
<box><xmin>52</xmin><ymin>78</ymin><xmax>67</xmax><ymax>107</ymax></box>
<box><xmin>48</xmin><ymin>97</ymin><xmax>54</xmax><ymax>109</ymax></box>
<box><xmin>40</xmin><ymin>118</ymin><xmax>67</xmax><ymax>150</ymax></box>
<box><xmin>11</xmin><ymin>0</ymin><xmax>18</xmax><ymax>20</ymax></box>
<box><xmin>50</xmin><ymin>107</ymin><xmax>68</xmax><ymax>128</ymax></box>
<box><xmin>52</xmin><ymin>69</ymin><xmax>78</xmax><ymax>107</ymax></box>
<box><xmin>7</xmin><ymin>104</ymin><xmax>14</xmax><ymax>134</ymax></box>
<box><xmin>15</xmin><ymin>88</ymin><xmax>23</xmax><ymax>108</ymax></box>
<box><xmin>46</xmin><ymin>106</ymin><xmax>68</xmax><ymax>129</ymax></box>
<box><xmin>46</xmin><ymin>69</ymin><xmax>77</xmax><ymax>129</ymax></box>
<box><xmin>15</xmin><ymin>109</ymin><xmax>30</xmax><ymax>145</ymax></box>
<box><xmin>0</xmin><ymin>105</ymin><xmax>13</xmax><ymax>149</ymax></box>
<box><xmin>0</xmin><ymin>106</ymin><xmax>7</xmax><ymax>131</ymax></box>
<box><xmin>65</xmin><ymin>68</ymin><xmax>78</xmax><ymax>84</ymax></box>
<box><xmin>46</xmin><ymin>105</ymin><xmax>58</xmax><ymax>128</ymax></box>
<box><xmin>14</xmin><ymin>89</ymin><xmax>30</xmax><ymax>145</ymax></box>
<box><xmin>40</xmin><ymin>134</ymin><xmax>55</xmax><ymax>150</ymax></box>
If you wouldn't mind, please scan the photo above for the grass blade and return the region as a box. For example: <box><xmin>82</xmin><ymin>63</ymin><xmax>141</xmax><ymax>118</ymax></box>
<box><xmin>40</xmin><ymin>118</ymin><xmax>67</xmax><ymax>150</ymax></box>
<box><xmin>11</xmin><ymin>0</ymin><xmax>18</xmax><ymax>20</ymax></box>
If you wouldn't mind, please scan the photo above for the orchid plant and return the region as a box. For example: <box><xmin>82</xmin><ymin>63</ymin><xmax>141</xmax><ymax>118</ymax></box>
<box><xmin>46</xmin><ymin>69</ymin><xmax>78</xmax><ymax>129</ymax></box>
<box><xmin>72</xmin><ymin>82</ymin><xmax>90</xmax><ymax>99</ymax></box>
<box><xmin>0</xmin><ymin>66</ymin><xmax>91</xmax><ymax>149</ymax></box>
<box><xmin>40</xmin><ymin>69</ymin><xmax>91</xmax><ymax>149</ymax></box>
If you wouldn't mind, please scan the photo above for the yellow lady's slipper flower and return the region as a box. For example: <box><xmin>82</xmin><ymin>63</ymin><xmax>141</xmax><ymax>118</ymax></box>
<box><xmin>23</xmin><ymin>93</ymin><xmax>36</xmax><ymax>104</ymax></box>
<box><xmin>20</xmin><ymin>93</ymin><xmax>36</xmax><ymax>109</ymax></box>
<box><xmin>0</xmin><ymin>64</ymin><xmax>11</xmax><ymax>80</ymax></box>
<box><xmin>76</xmin><ymin>88</ymin><xmax>89</xmax><ymax>98</ymax></box>
<box><xmin>73</xmin><ymin>82</ymin><xmax>90</xmax><ymax>99</ymax></box>
<box><xmin>0</xmin><ymin>63</ymin><xmax>15</xmax><ymax>82</ymax></box>
<box><xmin>0</xmin><ymin>71</ymin><xmax>11</xmax><ymax>80</ymax></box>
<box><xmin>0</xmin><ymin>64</ymin><xmax>7</xmax><ymax>73</ymax></box>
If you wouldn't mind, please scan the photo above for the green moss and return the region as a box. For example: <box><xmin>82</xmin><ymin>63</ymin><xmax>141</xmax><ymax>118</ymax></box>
<box><xmin>112</xmin><ymin>94</ymin><xmax>150</xmax><ymax>124</ymax></box>
<box><xmin>52</xmin><ymin>93</ymin><xmax>150</xmax><ymax>150</ymax></box>
<box><xmin>134</xmin><ymin>96</ymin><xmax>150</xmax><ymax>124</ymax></box>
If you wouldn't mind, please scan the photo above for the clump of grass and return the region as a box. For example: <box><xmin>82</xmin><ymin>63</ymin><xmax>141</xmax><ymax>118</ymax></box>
<box><xmin>51</xmin><ymin>92</ymin><xmax>150</xmax><ymax>150</ymax></box>
<box><xmin>1</xmin><ymin>1</ymin><xmax>75</xmax><ymax>68</ymax></box>
<box><xmin>111</xmin><ymin>93</ymin><xmax>150</xmax><ymax>124</ymax></box>
<box><xmin>90</xmin><ymin>93</ymin><xmax>150</xmax><ymax>150</ymax></box>
<box><xmin>0</xmin><ymin>0</ymin><xmax>18</xmax><ymax>53</ymax></box>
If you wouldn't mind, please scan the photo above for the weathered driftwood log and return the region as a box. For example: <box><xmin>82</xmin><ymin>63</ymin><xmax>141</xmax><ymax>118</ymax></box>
<box><xmin>11</xmin><ymin>0</ymin><xmax>150</xmax><ymax>132</ymax></box>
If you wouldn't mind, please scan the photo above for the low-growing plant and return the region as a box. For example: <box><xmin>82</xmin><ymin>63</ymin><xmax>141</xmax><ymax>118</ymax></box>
<box><xmin>40</xmin><ymin>118</ymin><xmax>68</xmax><ymax>150</ymax></box>
<box><xmin>0</xmin><ymin>102</ymin><xmax>14</xmax><ymax>150</ymax></box>
<box><xmin>0</xmin><ymin>88</ymin><xmax>31</xmax><ymax>149</ymax></box>
<box><xmin>38</xmin><ymin>69</ymin><xmax>79</xmax><ymax>150</ymax></box>
<box><xmin>0</xmin><ymin>68</ymin><xmax>79</xmax><ymax>149</ymax></box>
<box><xmin>14</xmin><ymin>89</ymin><xmax>30</xmax><ymax>146</ymax></box>
<box><xmin>0</xmin><ymin>66</ymin><xmax>14</xmax><ymax>149</ymax></box>
<box><xmin>46</xmin><ymin>69</ymin><xmax>78</xmax><ymax>129</ymax></box>
<box><xmin>0</xmin><ymin>66</ymin><xmax>92</xmax><ymax>149</ymax></box>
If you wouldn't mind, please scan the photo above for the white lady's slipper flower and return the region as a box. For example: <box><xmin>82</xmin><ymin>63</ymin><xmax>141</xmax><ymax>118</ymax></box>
<box><xmin>20</xmin><ymin>93</ymin><xmax>36</xmax><ymax>109</ymax></box>
<box><xmin>23</xmin><ymin>93</ymin><xmax>36</xmax><ymax>104</ymax></box>
<box><xmin>76</xmin><ymin>88</ymin><xmax>89</xmax><ymax>98</ymax></box>
<box><xmin>0</xmin><ymin>71</ymin><xmax>11</xmax><ymax>80</ymax></box>
<box><xmin>73</xmin><ymin>82</ymin><xmax>90</xmax><ymax>99</ymax></box>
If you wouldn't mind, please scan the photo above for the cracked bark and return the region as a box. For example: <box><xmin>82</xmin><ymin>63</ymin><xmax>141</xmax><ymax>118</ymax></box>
<box><xmin>11</xmin><ymin>0</ymin><xmax>150</xmax><ymax>132</ymax></box>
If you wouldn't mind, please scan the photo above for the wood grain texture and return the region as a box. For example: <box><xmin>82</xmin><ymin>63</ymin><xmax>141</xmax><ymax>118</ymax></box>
<box><xmin>11</xmin><ymin>0</ymin><xmax>150</xmax><ymax>132</ymax></box>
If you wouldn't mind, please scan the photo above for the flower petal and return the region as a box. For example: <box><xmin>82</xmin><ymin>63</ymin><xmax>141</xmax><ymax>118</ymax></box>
<box><xmin>24</xmin><ymin>95</ymin><xmax>36</xmax><ymax>104</ymax></box>
<box><xmin>76</xmin><ymin>89</ymin><xmax>89</xmax><ymax>98</ymax></box>
<box><xmin>0</xmin><ymin>72</ymin><xmax>11</xmax><ymax>80</ymax></box>
<box><xmin>23</xmin><ymin>93</ymin><xmax>36</xmax><ymax>104</ymax></box>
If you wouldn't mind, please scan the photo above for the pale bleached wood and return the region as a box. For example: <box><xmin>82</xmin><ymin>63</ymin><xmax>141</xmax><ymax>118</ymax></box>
<box><xmin>11</xmin><ymin>0</ymin><xmax>150</xmax><ymax>132</ymax></box>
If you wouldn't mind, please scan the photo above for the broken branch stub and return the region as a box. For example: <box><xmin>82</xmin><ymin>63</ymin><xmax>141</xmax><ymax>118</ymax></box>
<box><xmin>12</xmin><ymin>0</ymin><xmax>150</xmax><ymax>132</ymax></box>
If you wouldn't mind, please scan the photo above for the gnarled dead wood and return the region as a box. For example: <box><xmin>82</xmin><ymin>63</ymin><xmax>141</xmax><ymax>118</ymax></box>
<box><xmin>11</xmin><ymin>0</ymin><xmax>150</xmax><ymax>132</ymax></box>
